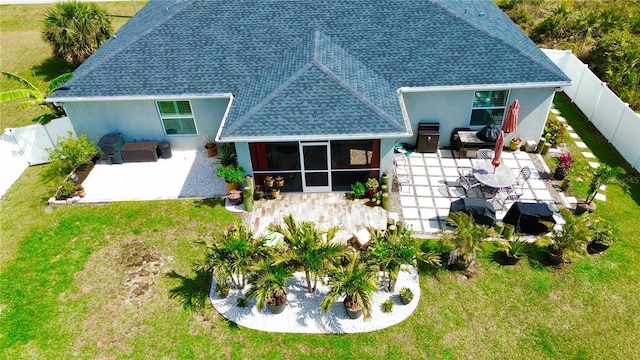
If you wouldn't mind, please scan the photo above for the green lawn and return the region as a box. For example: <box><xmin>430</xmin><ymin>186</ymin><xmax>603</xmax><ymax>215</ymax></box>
<box><xmin>2</xmin><ymin>3</ymin><xmax>640</xmax><ymax>359</ymax></box>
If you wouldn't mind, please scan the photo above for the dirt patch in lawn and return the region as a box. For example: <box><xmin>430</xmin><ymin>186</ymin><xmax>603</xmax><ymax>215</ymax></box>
<box><xmin>72</xmin><ymin>237</ymin><xmax>168</xmax><ymax>354</ymax></box>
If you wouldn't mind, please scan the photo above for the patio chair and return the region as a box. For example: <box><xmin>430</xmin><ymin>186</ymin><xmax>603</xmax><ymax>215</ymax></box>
<box><xmin>459</xmin><ymin>174</ymin><xmax>483</xmax><ymax>198</ymax></box>
<box><xmin>437</xmin><ymin>186</ymin><xmax>463</xmax><ymax>199</ymax></box>
<box><xmin>393</xmin><ymin>153</ymin><xmax>411</xmax><ymax>193</ymax></box>
<box><xmin>457</xmin><ymin>166</ymin><xmax>479</xmax><ymax>186</ymax></box>
<box><xmin>476</xmin><ymin>149</ymin><xmax>494</xmax><ymax>160</ymax></box>
<box><xmin>489</xmin><ymin>187</ymin><xmax>522</xmax><ymax>210</ymax></box>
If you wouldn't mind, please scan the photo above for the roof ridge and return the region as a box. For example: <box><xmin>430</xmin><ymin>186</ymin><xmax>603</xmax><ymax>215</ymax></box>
<box><xmin>429</xmin><ymin>0</ymin><xmax>568</xmax><ymax>81</ymax></box>
<box><xmin>72</xmin><ymin>0</ymin><xmax>197</xmax><ymax>79</ymax></box>
<box><xmin>311</xmin><ymin>31</ymin><xmax>403</xmax><ymax>131</ymax></box>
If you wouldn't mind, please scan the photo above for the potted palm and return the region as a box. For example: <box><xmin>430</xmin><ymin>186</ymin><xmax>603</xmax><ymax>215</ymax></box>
<box><xmin>267</xmin><ymin>214</ymin><xmax>344</xmax><ymax>293</ymax></box>
<box><xmin>244</xmin><ymin>260</ymin><xmax>293</xmax><ymax>314</ymax></box>
<box><xmin>543</xmin><ymin>209</ymin><xmax>592</xmax><ymax>265</ymax></box>
<box><xmin>576</xmin><ymin>164</ymin><xmax>625</xmax><ymax>215</ymax></box>
<box><xmin>216</xmin><ymin>164</ymin><xmax>244</xmax><ymax>190</ymax></box>
<box><xmin>366</xmin><ymin>224</ymin><xmax>439</xmax><ymax>292</ymax></box>
<box><xmin>321</xmin><ymin>252</ymin><xmax>378</xmax><ymax>320</ymax></box>
<box><xmin>203</xmin><ymin>136</ymin><xmax>217</xmax><ymax>157</ymax></box>
<box><xmin>496</xmin><ymin>237</ymin><xmax>530</xmax><ymax>265</ymax></box>
<box><xmin>197</xmin><ymin>222</ymin><xmax>268</xmax><ymax>290</ymax></box>
<box><xmin>440</xmin><ymin>211</ymin><xmax>493</xmax><ymax>270</ymax></box>
<box><xmin>587</xmin><ymin>216</ymin><xmax>614</xmax><ymax>254</ymax></box>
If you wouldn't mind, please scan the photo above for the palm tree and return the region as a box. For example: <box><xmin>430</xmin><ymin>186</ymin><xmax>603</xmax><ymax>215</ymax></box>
<box><xmin>440</xmin><ymin>211</ymin><xmax>493</xmax><ymax>270</ymax></box>
<box><xmin>585</xmin><ymin>164</ymin><xmax>625</xmax><ymax>204</ymax></box>
<box><xmin>366</xmin><ymin>224</ymin><xmax>440</xmax><ymax>292</ymax></box>
<box><xmin>268</xmin><ymin>215</ymin><xmax>345</xmax><ymax>293</ymax></box>
<box><xmin>198</xmin><ymin>222</ymin><xmax>268</xmax><ymax>289</ymax></box>
<box><xmin>0</xmin><ymin>72</ymin><xmax>72</xmax><ymax>124</ymax></box>
<box><xmin>244</xmin><ymin>259</ymin><xmax>293</xmax><ymax>314</ymax></box>
<box><xmin>546</xmin><ymin>209</ymin><xmax>592</xmax><ymax>263</ymax></box>
<box><xmin>320</xmin><ymin>252</ymin><xmax>378</xmax><ymax>319</ymax></box>
<box><xmin>42</xmin><ymin>1</ymin><xmax>112</xmax><ymax>65</ymax></box>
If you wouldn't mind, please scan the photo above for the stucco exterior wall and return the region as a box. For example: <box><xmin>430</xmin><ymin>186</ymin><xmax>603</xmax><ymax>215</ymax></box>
<box><xmin>62</xmin><ymin>98</ymin><xmax>230</xmax><ymax>150</ymax></box>
<box><xmin>400</xmin><ymin>87</ymin><xmax>556</xmax><ymax>147</ymax></box>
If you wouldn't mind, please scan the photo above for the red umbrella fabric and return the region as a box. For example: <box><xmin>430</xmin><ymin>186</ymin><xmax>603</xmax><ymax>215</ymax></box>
<box><xmin>502</xmin><ymin>99</ymin><xmax>519</xmax><ymax>134</ymax></box>
<box><xmin>491</xmin><ymin>130</ymin><xmax>504</xmax><ymax>172</ymax></box>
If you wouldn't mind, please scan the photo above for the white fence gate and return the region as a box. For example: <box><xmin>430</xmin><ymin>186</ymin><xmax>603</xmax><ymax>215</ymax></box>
<box><xmin>543</xmin><ymin>49</ymin><xmax>640</xmax><ymax>172</ymax></box>
<box><xmin>0</xmin><ymin>117</ymin><xmax>75</xmax><ymax>197</ymax></box>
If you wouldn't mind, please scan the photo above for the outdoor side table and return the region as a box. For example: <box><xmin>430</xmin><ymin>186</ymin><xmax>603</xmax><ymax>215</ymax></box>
<box><xmin>472</xmin><ymin>160</ymin><xmax>516</xmax><ymax>189</ymax></box>
<box><xmin>121</xmin><ymin>141</ymin><xmax>159</xmax><ymax>163</ymax></box>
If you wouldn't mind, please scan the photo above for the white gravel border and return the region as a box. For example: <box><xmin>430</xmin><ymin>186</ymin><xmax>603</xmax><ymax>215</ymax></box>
<box><xmin>209</xmin><ymin>266</ymin><xmax>420</xmax><ymax>333</ymax></box>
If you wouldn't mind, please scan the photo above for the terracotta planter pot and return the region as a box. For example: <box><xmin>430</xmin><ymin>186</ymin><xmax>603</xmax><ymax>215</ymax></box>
<box><xmin>226</xmin><ymin>182</ymin><xmax>239</xmax><ymax>191</ymax></box>
<box><xmin>205</xmin><ymin>144</ymin><xmax>217</xmax><ymax>157</ymax></box>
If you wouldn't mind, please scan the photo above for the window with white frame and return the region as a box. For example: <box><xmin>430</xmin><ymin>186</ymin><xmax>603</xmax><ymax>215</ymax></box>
<box><xmin>157</xmin><ymin>100</ymin><xmax>197</xmax><ymax>135</ymax></box>
<box><xmin>469</xmin><ymin>90</ymin><xmax>509</xmax><ymax>126</ymax></box>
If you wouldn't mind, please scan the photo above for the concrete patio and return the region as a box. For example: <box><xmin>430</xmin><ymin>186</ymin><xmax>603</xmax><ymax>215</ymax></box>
<box><xmin>70</xmin><ymin>147</ymin><xmax>564</xmax><ymax>240</ymax></box>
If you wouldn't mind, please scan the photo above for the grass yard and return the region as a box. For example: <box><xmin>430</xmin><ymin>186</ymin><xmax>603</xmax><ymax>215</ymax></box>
<box><xmin>2</xmin><ymin>3</ymin><xmax>640</xmax><ymax>359</ymax></box>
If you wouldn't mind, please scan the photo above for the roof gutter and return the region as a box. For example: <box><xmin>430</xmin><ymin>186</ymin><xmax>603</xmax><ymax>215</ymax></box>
<box><xmin>217</xmin><ymin>131</ymin><xmax>411</xmax><ymax>143</ymax></box>
<box><xmin>47</xmin><ymin>93</ymin><xmax>233</xmax><ymax>103</ymax></box>
<box><xmin>399</xmin><ymin>81</ymin><xmax>571</xmax><ymax>93</ymax></box>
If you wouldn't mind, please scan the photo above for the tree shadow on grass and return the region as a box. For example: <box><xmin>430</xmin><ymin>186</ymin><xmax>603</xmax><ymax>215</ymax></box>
<box><xmin>31</xmin><ymin>57</ymin><xmax>76</xmax><ymax>82</ymax></box>
<box><xmin>193</xmin><ymin>198</ymin><xmax>224</xmax><ymax>208</ymax></box>
<box><xmin>166</xmin><ymin>269</ymin><xmax>212</xmax><ymax>312</ymax></box>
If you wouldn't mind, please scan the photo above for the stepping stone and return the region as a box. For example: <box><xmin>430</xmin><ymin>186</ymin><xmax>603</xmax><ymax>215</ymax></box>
<box><xmin>566</xmin><ymin>125</ymin><xmax>573</xmax><ymax>131</ymax></box>
<box><xmin>556</xmin><ymin>116</ymin><xmax>566</xmax><ymax>121</ymax></box>
<box><xmin>595</xmin><ymin>193</ymin><xmax>607</xmax><ymax>201</ymax></box>
<box><xmin>599</xmin><ymin>184</ymin><xmax>606</xmax><ymax>191</ymax></box>
<box><xmin>589</xmin><ymin>162</ymin><xmax>600</xmax><ymax>168</ymax></box>
<box><xmin>575</xmin><ymin>141</ymin><xmax>588</xmax><ymax>148</ymax></box>
<box><xmin>550</xmin><ymin>108</ymin><xmax>560</xmax><ymax>114</ymax></box>
<box><xmin>565</xmin><ymin>196</ymin><xmax>578</xmax><ymax>204</ymax></box>
<box><xmin>569</xmin><ymin>132</ymin><xmax>580</xmax><ymax>139</ymax></box>
<box><xmin>582</xmin><ymin>152</ymin><xmax>595</xmax><ymax>158</ymax></box>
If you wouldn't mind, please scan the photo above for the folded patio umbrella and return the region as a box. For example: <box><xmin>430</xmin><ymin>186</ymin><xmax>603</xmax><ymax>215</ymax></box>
<box><xmin>502</xmin><ymin>99</ymin><xmax>519</xmax><ymax>134</ymax></box>
<box><xmin>491</xmin><ymin>130</ymin><xmax>504</xmax><ymax>172</ymax></box>
<box><xmin>502</xmin><ymin>202</ymin><xmax>556</xmax><ymax>235</ymax></box>
<box><xmin>449</xmin><ymin>197</ymin><xmax>496</xmax><ymax>226</ymax></box>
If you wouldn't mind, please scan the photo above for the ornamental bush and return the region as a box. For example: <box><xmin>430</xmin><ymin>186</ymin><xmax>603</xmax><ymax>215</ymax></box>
<box><xmin>47</xmin><ymin>131</ymin><xmax>97</xmax><ymax>178</ymax></box>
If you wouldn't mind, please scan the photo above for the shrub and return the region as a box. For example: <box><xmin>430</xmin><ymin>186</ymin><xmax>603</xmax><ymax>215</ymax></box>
<box><xmin>399</xmin><ymin>287</ymin><xmax>414</xmax><ymax>304</ymax></box>
<box><xmin>47</xmin><ymin>131</ymin><xmax>97</xmax><ymax>178</ymax></box>
<box><xmin>350</xmin><ymin>181</ymin><xmax>365</xmax><ymax>198</ymax></box>
<box><xmin>543</xmin><ymin>117</ymin><xmax>567</xmax><ymax>147</ymax></box>
<box><xmin>381</xmin><ymin>299</ymin><xmax>394</xmax><ymax>313</ymax></box>
<box><xmin>216</xmin><ymin>164</ymin><xmax>244</xmax><ymax>184</ymax></box>
<box><xmin>55</xmin><ymin>180</ymin><xmax>76</xmax><ymax>199</ymax></box>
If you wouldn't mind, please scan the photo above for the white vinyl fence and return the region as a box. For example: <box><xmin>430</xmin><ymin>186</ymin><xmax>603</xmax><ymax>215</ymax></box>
<box><xmin>543</xmin><ymin>49</ymin><xmax>640</xmax><ymax>172</ymax></box>
<box><xmin>0</xmin><ymin>117</ymin><xmax>75</xmax><ymax>197</ymax></box>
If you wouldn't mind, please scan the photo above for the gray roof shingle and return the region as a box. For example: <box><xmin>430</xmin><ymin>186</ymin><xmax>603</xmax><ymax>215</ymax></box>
<box><xmin>50</xmin><ymin>0</ymin><xmax>570</xmax><ymax>139</ymax></box>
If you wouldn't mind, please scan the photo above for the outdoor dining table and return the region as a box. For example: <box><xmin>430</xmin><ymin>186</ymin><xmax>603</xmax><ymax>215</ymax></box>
<box><xmin>472</xmin><ymin>160</ymin><xmax>517</xmax><ymax>189</ymax></box>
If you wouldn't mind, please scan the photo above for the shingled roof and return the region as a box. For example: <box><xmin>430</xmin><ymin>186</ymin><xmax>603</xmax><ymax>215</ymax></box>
<box><xmin>50</xmin><ymin>0</ymin><xmax>570</xmax><ymax>140</ymax></box>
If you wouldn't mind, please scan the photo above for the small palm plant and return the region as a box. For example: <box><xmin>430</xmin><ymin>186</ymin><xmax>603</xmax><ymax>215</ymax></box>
<box><xmin>440</xmin><ymin>211</ymin><xmax>493</xmax><ymax>270</ymax></box>
<box><xmin>496</xmin><ymin>237</ymin><xmax>531</xmax><ymax>265</ymax></box>
<box><xmin>198</xmin><ymin>222</ymin><xmax>268</xmax><ymax>289</ymax></box>
<box><xmin>399</xmin><ymin>287</ymin><xmax>414</xmax><ymax>305</ymax></box>
<box><xmin>545</xmin><ymin>209</ymin><xmax>592</xmax><ymax>264</ymax></box>
<box><xmin>321</xmin><ymin>252</ymin><xmax>378</xmax><ymax>319</ymax></box>
<box><xmin>269</xmin><ymin>215</ymin><xmax>345</xmax><ymax>293</ymax></box>
<box><xmin>584</xmin><ymin>164</ymin><xmax>625</xmax><ymax>207</ymax></box>
<box><xmin>244</xmin><ymin>259</ymin><xmax>293</xmax><ymax>314</ymax></box>
<box><xmin>366</xmin><ymin>223</ymin><xmax>439</xmax><ymax>292</ymax></box>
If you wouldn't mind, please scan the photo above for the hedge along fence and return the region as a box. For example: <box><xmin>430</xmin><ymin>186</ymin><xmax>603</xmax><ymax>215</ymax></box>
<box><xmin>543</xmin><ymin>49</ymin><xmax>640</xmax><ymax>172</ymax></box>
